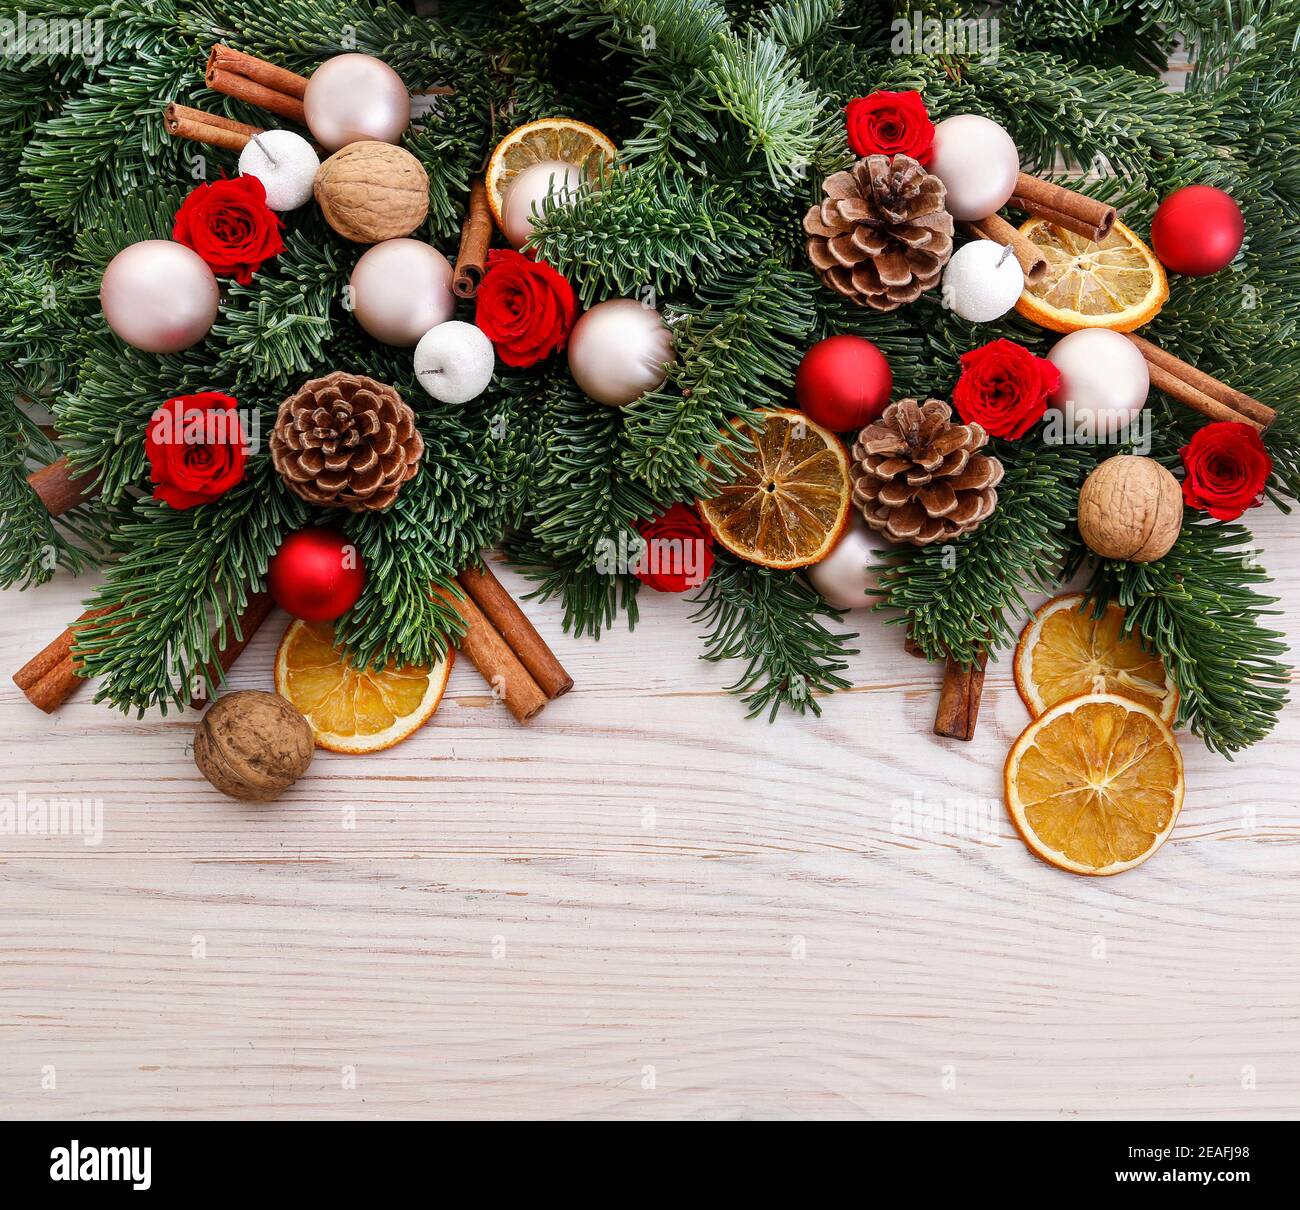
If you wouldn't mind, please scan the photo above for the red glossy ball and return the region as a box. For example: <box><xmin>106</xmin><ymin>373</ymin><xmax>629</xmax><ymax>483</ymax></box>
<box><xmin>1150</xmin><ymin>185</ymin><xmax>1244</xmax><ymax>276</ymax></box>
<box><xmin>267</xmin><ymin>527</ymin><xmax>366</xmax><ymax>622</ymax></box>
<box><xmin>795</xmin><ymin>335</ymin><xmax>893</xmax><ymax>431</ymax></box>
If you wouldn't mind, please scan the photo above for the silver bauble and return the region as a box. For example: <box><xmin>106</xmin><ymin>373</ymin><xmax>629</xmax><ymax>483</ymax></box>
<box><xmin>567</xmin><ymin>299</ymin><xmax>675</xmax><ymax>407</ymax></box>
<box><xmin>350</xmin><ymin>239</ymin><xmax>455</xmax><ymax>347</ymax></box>
<box><xmin>100</xmin><ymin>240</ymin><xmax>220</xmax><ymax>353</ymax></box>
<box><xmin>805</xmin><ymin>519</ymin><xmax>893</xmax><ymax>610</ymax></box>
<box><xmin>501</xmin><ymin>160</ymin><xmax>580</xmax><ymax>248</ymax></box>
<box><xmin>1048</xmin><ymin>329</ymin><xmax>1150</xmax><ymax>435</ymax></box>
<box><xmin>928</xmin><ymin>114</ymin><xmax>1020</xmax><ymax>222</ymax></box>
<box><xmin>303</xmin><ymin>53</ymin><xmax>410</xmax><ymax>152</ymax></box>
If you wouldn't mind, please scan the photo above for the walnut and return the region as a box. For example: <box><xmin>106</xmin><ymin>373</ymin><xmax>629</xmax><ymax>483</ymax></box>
<box><xmin>314</xmin><ymin>141</ymin><xmax>429</xmax><ymax>243</ymax></box>
<box><xmin>1077</xmin><ymin>454</ymin><xmax>1183</xmax><ymax>563</ymax></box>
<box><xmin>193</xmin><ymin>691</ymin><xmax>314</xmax><ymax>801</ymax></box>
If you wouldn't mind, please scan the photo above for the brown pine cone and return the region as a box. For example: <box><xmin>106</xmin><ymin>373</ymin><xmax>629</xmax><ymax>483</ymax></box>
<box><xmin>850</xmin><ymin>399</ymin><xmax>1003</xmax><ymax>546</ymax></box>
<box><xmin>270</xmin><ymin>372</ymin><xmax>423</xmax><ymax>512</ymax></box>
<box><xmin>804</xmin><ymin>155</ymin><xmax>954</xmax><ymax>311</ymax></box>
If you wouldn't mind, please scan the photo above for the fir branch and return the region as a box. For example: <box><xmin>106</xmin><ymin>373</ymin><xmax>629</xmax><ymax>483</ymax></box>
<box><xmin>75</xmin><ymin>460</ymin><xmax>306</xmax><ymax>713</ymax></box>
<box><xmin>691</xmin><ymin>551</ymin><xmax>856</xmax><ymax>719</ymax></box>
<box><xmin>620</xmin><ymin>258</ymin><xmax>816</xmax><ymax>499</ymax></box>
<box><xmin>0</xmin><ymin>371</ymin><xmax>106</xmax><ymax>588</ymax></box>
<box><xmin>213</xmin><ymin>223</ymin><xmax>344</xmax><ymax>392</ymax></box>
<box><xmin>1088</xmin><ymin>517</ymin><xmax>1290</xmax><ymax>756</ymax></box>
<box><xmin>881</xmin><ymin>440</ymin><xmax>1100</xmax><ymax>666</ymax></box>
<box><xmin>529</xmin><ymin>165</ymin><xmax>768</xmax><ymax>304</ymax></box>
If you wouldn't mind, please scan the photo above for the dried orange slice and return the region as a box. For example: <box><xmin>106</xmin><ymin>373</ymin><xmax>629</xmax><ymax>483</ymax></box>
<box><xmin>1014</xmin><ymin>217</ymin><xmax>1168</xmax><ymax>333</ymax></box>
<box><xmin>274</xmin><ymin>620</ymin><xmax>452</xmax><ymax>754</ymax></box>
<box><xmin>1014</xmin><ymin>593</ymin><xmax>1177</xmax><ymax>723</ymax></box>
<box><xmin>485</xmin><ymin>117</ymin><xmax>617</xmax><ymax>229</ymax></box>
<box><xmin>1005</xmin><ymin>693</ymin><xmax>1184</xmax><ymax>875</ymax></box>
<box><xmin>697</xmin><ymin>410</ymin><xmax>852</xmax><ymax>569</ymax></box>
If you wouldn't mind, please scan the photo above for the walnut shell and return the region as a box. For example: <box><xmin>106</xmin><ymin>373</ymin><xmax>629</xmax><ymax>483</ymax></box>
<box><xmin>314</xmin><ymin>141</ymin><xmax>429</xmax><ymax>243</ymax></box>
<box><xmin>194</xmin><ymin>690</ymin><xmax>314</xmax><ymax>801</ymax></box>
<box><xmin>1077</xmin><ymin>455</ymin><xmax>1183</xmax><ymax>563</ymax></box>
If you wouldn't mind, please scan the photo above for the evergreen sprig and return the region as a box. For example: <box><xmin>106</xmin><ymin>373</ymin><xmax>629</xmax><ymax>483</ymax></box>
<box><xmin>691</xmin><ymin>550</ymin><xmax>857</xmax><ymax>720</ymax></box>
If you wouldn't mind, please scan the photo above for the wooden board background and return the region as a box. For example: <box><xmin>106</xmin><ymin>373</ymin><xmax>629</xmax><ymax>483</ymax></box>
<box><xmin>1</xmin><ymin>516</ymin><xmax>1297</xmax><ymax>1120</ymax></box>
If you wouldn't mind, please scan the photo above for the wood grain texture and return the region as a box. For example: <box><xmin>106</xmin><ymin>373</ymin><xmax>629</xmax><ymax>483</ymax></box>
<box><xmin>1</xmin><ymin>517</ymin><xmax>1297</xmax><ymax>1121</ymax></box>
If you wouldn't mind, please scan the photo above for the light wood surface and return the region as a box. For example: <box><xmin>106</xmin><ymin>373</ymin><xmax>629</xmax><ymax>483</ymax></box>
<box><xmin>2</xmin><ymin>510</ymin><xmax>1297</xmax><ymax>1120</ymax></box>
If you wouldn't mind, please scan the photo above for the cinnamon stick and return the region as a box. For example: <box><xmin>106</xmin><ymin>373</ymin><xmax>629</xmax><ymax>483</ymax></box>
<box><xmin>28</xmin><ymin>456</ymin><xmax>99</xmax><ymax>517</ymax></box>
<box><xmin>934</xmin><ymin>652</ymin><xmax>987</xmax><ymax>742</ymax></box>
<box><xmin>1126</xmin><ymin>334</ymin><xmax>1275</xmax><ymax>430</ymax></box>
<box><xmin>1011</xmin><ymin>172</ymin><xmax>1115</xmax><ymax>242</ymax></box>
<box><xmin>13</xmin><ymin>605</ymin><xmax>117</xmax><ymax>713</ymax></box>
<box><xmin>433</xmin><ymin>585</ymin><xmax>548</xmax><ymax>722</ymax></box>
<box><xmin>164</xmin><ymin>101</ymin><xmax>263</xmax><ymax>152</ymax></box>
<box><xmin>453</xmin><ymin>179</ymin><xmax>493</xmax><ymax>299</ymax></box>
<box><xmin>207</xmin><ymin>44</ymin><xmax>309</xmax><ymax>99</ymax></box>
<box><xmin>205</xmin><ymin>46</ymin><xmax>308</xmax><ymax>125</ymax></box>
<box><xmin>457</xmin><ymin>564</ymin><xmax>572</xmax><ymax>699</ymax></box>
<box><xmin>960</xmin><ymin>215</ymin><xmax>1047</xmax><ymax>285</ymax></box>
<box><xmin>189</xmin><ymin>591</ymin><xmax>275</xmax><ymax>710</ymax></box>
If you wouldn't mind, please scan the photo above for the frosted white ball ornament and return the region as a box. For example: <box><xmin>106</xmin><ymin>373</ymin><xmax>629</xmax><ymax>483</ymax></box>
<box><xmin>1047</xmin><ymin>329</ymin><xmax>1150</xmax><ymax>436</ymax></box>
<box><xmin>501</xmin><ymin>160</ymin><xmax>581</xmax><ymax>248</ymax></box>
<box><xmin>414</xmin><ymin>321</ymin><xmax>496</xmax><ymax>404</ymax></box>
<box><xmin>99</xmin><ymin>240</ymin><xmax>220</xmax><ymax>353</ymax></box>
<box><xmin>805</xmin><ymin>520</ymin><xmax>894</xmax><ymax>610</ymax></box>
<box><xmin>238</xmin><ymin>130</ymin><xmax>320</xmax><ymax>211</ymax></box>
<box><xmin>303</xmin><ymin>53</ymin><xmax>410</xmax><ymax>151</ymax></box>
<box><xmin>927</xmin><ymin>114</ymin><xmax>1020</xmax><ymax>222</ymax></box>
<box><xmin>350</xmin><ymin>239</ymin><xmax>455</xmax><ymax>347</ymax></box>
<box><xmin>941</xmin><ymin>239</ymin><xmax>1025</xmax><ymax>322</ymax></box>
<box><xmin>567</xmin><ymin>299</ymin><xmax>675</xmax><ymax>407</ymax></box>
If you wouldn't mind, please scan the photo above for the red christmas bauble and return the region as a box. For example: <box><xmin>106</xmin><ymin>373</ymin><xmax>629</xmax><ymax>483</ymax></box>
<box><xmin>1150</xmin><ymin>185</ymin><xmax>1244</xmax><ymax>276</ymax></box>
<box><xmin>795</xmin><ymin>335</ymin><xmax>892</xmax><ymax>431</ymax></box>
<box><xmin>267</xmin><ymin>526</ymin><xmax>365</xmax><ymax>622</ymax></box>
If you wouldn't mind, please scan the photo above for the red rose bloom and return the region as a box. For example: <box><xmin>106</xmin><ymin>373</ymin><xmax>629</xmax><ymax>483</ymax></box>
<box><xmin>952</xmin><ymin>338</ymin><xmax>1061</xmax><ymax>440</ymax></box>
<box><xmin>145</xmin><ymin>393</ymin><xmax>248</xmax><ymax>509</ymax></box>
<box><xmin>475</xmin><ymin>249</ymin><xmax>576</xmax><ymax>367</ymax></box>
<box><xmin>634</xmin><ymin>504</ymin><xmax>715</xmax><ymax>593</ymax></box>
<box><xmin>1179</xmin><ymin>421</ymin><xmax>1272</xmax><ymax>521</ymax></box>
<box><xmin>845</xmin><ymin>90</ymin><xmax>935</xmax><ymax>163</ymax></box>
<box><xmin>173</xmin><ymin>175</ymin><xmax>283</xmax><ymax>285</ymax></box>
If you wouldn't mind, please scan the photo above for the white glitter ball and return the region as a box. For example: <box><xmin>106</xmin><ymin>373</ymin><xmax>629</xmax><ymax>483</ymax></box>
<box><xmin>238</xmin><ymin>130</ymin><xmax>320</xmax><ymax>211</ymax></box>
<box><xmin>414</xmin><ymin>321</ymin><xmax>495</xmax><ymax>404</ymax></box>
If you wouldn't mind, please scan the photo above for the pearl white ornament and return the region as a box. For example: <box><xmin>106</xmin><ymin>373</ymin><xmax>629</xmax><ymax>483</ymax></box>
<box><xmin>567</xmin><ymin>299</ymin><xmax>675</xmax><ymax>407</ymax></box>
<box><xmin>942</xmin><ymin>239</ymin><xmax>1025</xmax><ymax>322</ymax></box>
<box><xmin>99</xmin><ymin>240</ymin><xmax>220</xmax><ymax>353</ymax></box>
<box><xmin>350</xmin><ymin>239</ymin><xmax>455</xmax><ymax>347</ymax></box>
<box><xmin>501</xmin><ymin>160</ymin><xmax>580</xmax><ymax>248</ymax></box>
<box><xmin>805</xmin><ymin>520</ymin><xmax>893</xmax><ymax>610</ymax></box>
<box><xmin>238</xmin><ymin>130</ymin><xmax>320</xmax><ymax>211</ymax></box>
<box><xmin>1047</xmin><ymin>329</ymin><xmax>1150</xmax><ymax>436</ymax></box>
<box><xmin>303</xmin><ymin>53</ymin><xmax>410</xmax><ymax>151</ymax></box>
<box><xmin>928</xmin><ymin>114</ymin><xmax>1020</xmax><ymax>222</ymax></box>
<box><xmin>414</xmin><ymin>321</ymin><xmax>495</xmax><ymax>404</ymax></box>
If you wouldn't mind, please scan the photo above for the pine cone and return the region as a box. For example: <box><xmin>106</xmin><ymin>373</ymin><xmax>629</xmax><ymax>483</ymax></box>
<box><xmin>850</xmin><ymin>399</ymin><xmax>1003</xmax><ymax>546</ymax></box>
<box><xmin>271</xmin><ymin>372</ymin><xmax>423</xmax><ymax>512</ymax></box>
<box><xmin>804</xmin><ymin>155</ymin><xmax>954</xmax><ymax>312</ymax></box>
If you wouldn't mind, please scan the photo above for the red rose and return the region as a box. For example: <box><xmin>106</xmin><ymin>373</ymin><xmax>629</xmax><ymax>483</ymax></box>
<box><xmin>173</xmin><ymin>175</ymin><xmax>283</xmax><ymax>285</ymax></box>
<box><xmin>952</xmin><ymin>338</ymin><xmax>1060</xmax><ymax>440</ymax></box>
<box><xmin>145</xmin><ymin>393</ymin><xmax>248</xmax><ymax>509</ymax></box>
<box><xmin>1179</xmin><ymin>421</ymin><xmax>1272</xmax><ymax>521</ymax></box>
<box><xmin>845</xmin><ymin>90</ymin><xmax>935</xmax><ymax>163</ymax></box>
<box><xmin>634</xmin><ymin>504</ymin><xmax>715</xmax><ymax>593</ymax></box>
<box><xmin>475</xmin><ymin>249</ymin><xmax>576</xmax><ymax>367</ymax></box>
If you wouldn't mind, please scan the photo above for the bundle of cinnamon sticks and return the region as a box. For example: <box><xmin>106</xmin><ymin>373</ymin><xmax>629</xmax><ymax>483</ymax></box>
<box><xmin>435</xmin><ymin>564</ymin><xmax>572</xmax><ymax>721</ymax></box>
<box><xmin>1127</xmin><ymin>334</ymin><xmax>1275</xmax><ymax>431</ymax></box>
<box><xmin>1009</xmin><ymin>172</ymin><xmax>1115</xmax><ymax>242</ymax></box>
